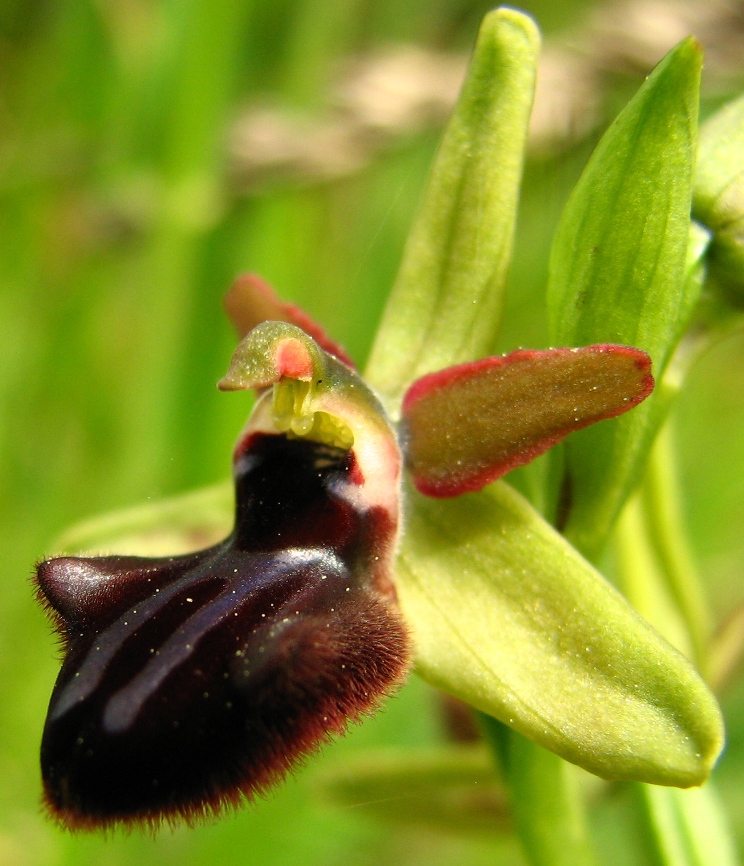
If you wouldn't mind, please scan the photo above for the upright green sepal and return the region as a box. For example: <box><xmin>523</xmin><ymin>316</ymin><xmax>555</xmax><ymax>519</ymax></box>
<box><xmin>365</xmin><ymin>8</ymin><xmax>539</xmax><ymax>410</ymax></box>
<box><xmin>395</xmin><ymin>481</ymin><xmax>723</xmax><ymax>787</ymax></box>
<box><xmin>546</xmin><ymin>38</ymin><xmax>702</xmax><ymax>555</ymax></box>
<box><xmin>694</xmin><ymin>92</ymin><xmax>744</xmax><ymax>300</ymax></box>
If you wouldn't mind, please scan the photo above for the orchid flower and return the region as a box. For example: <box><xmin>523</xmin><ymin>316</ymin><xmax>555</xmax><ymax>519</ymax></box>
<box><xmin>34</xmin><ymin>8</ymin><xmax>724</xmax><ymax>833</ymax></box>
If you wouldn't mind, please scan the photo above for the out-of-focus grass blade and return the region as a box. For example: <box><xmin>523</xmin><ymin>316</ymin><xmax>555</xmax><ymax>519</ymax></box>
<box><xmin>365</xmin><ymin>8</ymin><xmax>539</xmax><ymax>411</ymax></box>
<box><xmin>546</xmin><ymin>38</ymin><xmax>702</xmax><ymax>557</ymax></box>
<box><xmin>314</xmin><ymin>745</ymin><xmax>509</xmax><ymax>835</ymax></box>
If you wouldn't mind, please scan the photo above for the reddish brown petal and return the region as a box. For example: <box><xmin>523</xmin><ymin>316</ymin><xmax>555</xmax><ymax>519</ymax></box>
<box><xmin>402</xmin><ymin>345</ymin><xmax>653</xmax><ymax>498</ymax></box>
<box><xmin>224</xmin><ymin>274</ymin><xmax>356</xmax><ymax>368</ymax></box>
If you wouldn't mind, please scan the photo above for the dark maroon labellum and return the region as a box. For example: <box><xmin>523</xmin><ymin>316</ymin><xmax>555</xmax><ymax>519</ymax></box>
<box><xmin>36</xmin><ymin>433</ymin><xmax>409</xmax><ymax>829</ymax></box>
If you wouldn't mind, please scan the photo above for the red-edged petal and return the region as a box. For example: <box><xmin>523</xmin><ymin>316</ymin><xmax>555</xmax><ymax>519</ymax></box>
<box><xmin>402</xmin><ymin>345</ymin><xmax>653</xmax><ymax>498</ymax></box>
<box><xmin>224</xmin><ymin>274</ymin><xmax>356</xmax><ymax>368</ymax></box>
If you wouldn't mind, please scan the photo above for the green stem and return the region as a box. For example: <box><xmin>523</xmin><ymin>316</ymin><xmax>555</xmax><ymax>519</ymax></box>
<box><xmin>479</xmin><ymin>714</ymin><xmax>596</xmax><ymax>866</ymax></box>
<box><xmin>642</xmin><ymin>424</ymin><xmax>711</xmax><ymax>668</ymax></box>
<box><xmin>633</xmin><ymin>782</ymin><xmax>740</xmax><ymax>866</ymax></box>
<box><xmin>615</xmin><ymin>425</ymin><xmax>737</xmax><ymax>866</ymax></box>
<box><xmin>614</xmin><ymin>494</ymin><xmax>695</xmax><ymax>660</ymax></box>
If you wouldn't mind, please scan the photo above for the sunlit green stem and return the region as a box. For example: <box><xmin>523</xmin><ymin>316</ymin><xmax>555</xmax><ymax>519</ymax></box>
<box><xmin>480</xmin><ymin>715</ymin><xmax>596</xmax><ymax>866</ymax></box>
<box><xmin>633</xmin><ymin>783</ymin><xmax>739</xmax><ymax>866</ymax></box>
<box><xmin>615</xmin><ymin>429</ymin><xmax>737</xmax><ymax>866</ymax></box>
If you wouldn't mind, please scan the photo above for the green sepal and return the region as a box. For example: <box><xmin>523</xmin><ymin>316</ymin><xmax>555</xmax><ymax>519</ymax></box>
<box><xmin>677</xmin><ymin>220</ymin><xmax>712</xmax><ymax>348</ymax></box>
<box><xmin>365</xmin><ymin>8</ymin><xmax>539</xmax><ymax>411</ymax></box>
<box><xmin>694</xmin><ymin>92</ymin><xmax>744</xmax><ymax>300</ymax></box>
<box><xmin>394</xmin><ymin>481</ymin><xmax>724</xmax><ymax>787</ymax></box>
<box><xmin>546</xmin><ymin>38</ymin><xmax>702</xmax><ymax>556</ymax></box>
<box><xmin>51</xmin><ymin>482</ymin><xmax>233</xmax><ymax>558</ymax></box>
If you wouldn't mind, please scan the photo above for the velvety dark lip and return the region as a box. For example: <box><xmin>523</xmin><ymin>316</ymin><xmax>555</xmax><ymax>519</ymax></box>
<box><xmin>37</xmin><ymin>432</ymin><xmax>409</xmax><ymax>828</ymax></box>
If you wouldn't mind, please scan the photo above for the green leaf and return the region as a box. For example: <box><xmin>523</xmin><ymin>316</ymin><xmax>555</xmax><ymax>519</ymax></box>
<box><xmin>546</xmin><ymin>38</ymin><xmax>702</xmax><ymax>556</ymax></box>
<box><xmin>365</xmin><ymin>7</ymin><xmax>539</xmax><ymax>411</ymax></box>
<box><xmin>694</xmin><ymin>92</ymin><xmax>744</xmax><ymax>299</ymax></box>
<box><xmin>394</xmin><ymin>481</ymin><xmax>723</xmax><ymax>787</ymax></box>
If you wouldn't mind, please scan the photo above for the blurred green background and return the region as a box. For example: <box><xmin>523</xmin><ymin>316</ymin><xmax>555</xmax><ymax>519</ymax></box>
<box><xmin>2</xmin><ymin>1</ymin><xmax>744</xmax><ymax>864</ymax></box>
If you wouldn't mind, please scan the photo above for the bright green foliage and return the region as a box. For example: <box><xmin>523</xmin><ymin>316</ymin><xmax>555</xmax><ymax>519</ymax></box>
<box><xmin>365</xmin><ymin>8</ymin><xmax>539</xmax><ymax>411</ymax></box>
<box><xmin>546</xmin><ymin>39</ymin><xmax>702</xmax><ymax>557</ymax></box>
